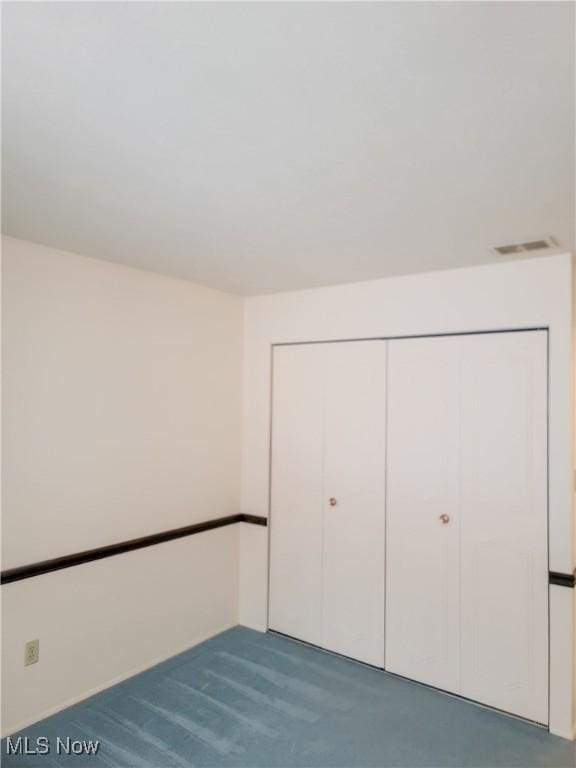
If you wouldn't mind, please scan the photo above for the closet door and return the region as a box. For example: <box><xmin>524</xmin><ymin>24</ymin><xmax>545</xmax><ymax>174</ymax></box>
<box><xmin>269</xmin><ymin>341</ymin><xmax>386</xmax><ymax>666</ymax></box>
<box><xmin>268</xmin><ymin>344</ymin><xmax>324</xmax><ymax>646</ymax></box>
<box><xmin>458</xmin><ymin>332</ymin><xmax>548</xmax><ymax>724</ymax></box>
<box><xmin>322</xmin><ymin>342</ymin><xmax>386</xmax><ymax>666</ymax></box>
<box><xmin>386</xmin><ymin>331</ymin><xmax>548</xmax><ymax>724</ymax></box>
<box><xmin>385</xmin><ymin>337</ymin><xmax>461</xmax><ymax>691</ymax></box>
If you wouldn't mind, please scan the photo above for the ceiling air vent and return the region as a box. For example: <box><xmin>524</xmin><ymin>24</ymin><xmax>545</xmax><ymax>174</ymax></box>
<box><xmin>492</xmin><ymin>237</ymin><xmax>559</xmax><ymax>256</ymax></box>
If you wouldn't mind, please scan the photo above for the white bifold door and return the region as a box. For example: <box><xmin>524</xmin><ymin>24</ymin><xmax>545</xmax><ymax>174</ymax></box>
<box><xmin>269</xmin><ymin>341</ymin><xmax>387</xmax><ymax>667</ymax></box>
<box><xmin>385</xmin><ymin>331</ymin><xmax>548</xmax><ymax>724</ymax></box>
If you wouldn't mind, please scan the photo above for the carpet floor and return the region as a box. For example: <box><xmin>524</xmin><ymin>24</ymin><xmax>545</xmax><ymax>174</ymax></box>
<box><xmin>2</xmin><ymin>626</ymin><xmax>574</xmax><ymax>767</ymax></box>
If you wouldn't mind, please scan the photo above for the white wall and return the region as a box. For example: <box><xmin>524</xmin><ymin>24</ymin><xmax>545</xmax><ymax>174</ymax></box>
<box><xmin>1</xmin><ymin>237</ymin><xmax>243</xmax><ymax>734</ymax></box>
<box><xmin>239</xmin><ymin>252</ymin><xmax>575</xmax><ymax>738</ymax></box>
<box><xmin>3</xmin><ymin>239</ymin><xmax>575</xmax><ymax>739</ymax></box>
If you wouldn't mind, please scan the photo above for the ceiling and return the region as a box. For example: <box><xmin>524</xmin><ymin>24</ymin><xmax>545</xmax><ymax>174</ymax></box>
<box><xmin>2</xmin><ymin>2</ymin><xmax>574</xmax><ymax>295</ymax></box>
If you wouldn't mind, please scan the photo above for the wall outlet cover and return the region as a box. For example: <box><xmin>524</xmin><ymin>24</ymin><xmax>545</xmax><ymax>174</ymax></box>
<box><xmin>24</xmin><ymin>639</ymin><xmax>39</xmax><ymax>666</ymax></box>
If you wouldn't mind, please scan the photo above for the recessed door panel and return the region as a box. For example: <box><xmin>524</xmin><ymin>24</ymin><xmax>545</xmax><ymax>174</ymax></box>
<box><xmin>268</xmin><ymin>344</ymin><xmax>324</xmax><ymax>646</ymax></box>
<box><xmin>385</xmin><ymin>337</ymin><xmax>461</xmax><ymax>691</ymax></box>
<box><xmin>459</xmin><ymin>332</ymin><xmax>548</xmax><ymax>724</ymax></box>
<box><xmin>322</xmin><ymin>341</ymin><xmax>386</xmax><ymax>666</ymax></box>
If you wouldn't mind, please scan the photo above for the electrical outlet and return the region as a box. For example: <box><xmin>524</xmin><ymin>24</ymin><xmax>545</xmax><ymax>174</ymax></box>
<box><xmin>24</xmin><ymin>639</ymin><xmax>39</xmax><ymax>666</ymax></box>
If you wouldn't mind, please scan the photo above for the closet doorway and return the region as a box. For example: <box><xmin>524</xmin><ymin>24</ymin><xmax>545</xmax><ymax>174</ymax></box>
<box><xmin>268</xmin><ymin>330</ymin><xmax>548</xmax><ymax>725</ymax></box>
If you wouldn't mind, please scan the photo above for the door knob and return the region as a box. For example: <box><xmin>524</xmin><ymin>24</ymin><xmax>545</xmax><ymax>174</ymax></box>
<box><xmin>439</xmin><ymin>514</ymin><xmax>450</xmax><ymax>524</ymax></box>
<box><xmin>329</xmin><ymin>498</ymin><xmax>338</xmax><ymax>507</ymax></box>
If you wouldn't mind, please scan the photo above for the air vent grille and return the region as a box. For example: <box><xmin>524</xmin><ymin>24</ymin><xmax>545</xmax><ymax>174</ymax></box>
<box><xmin>493</xmin><ymin>237</ymin><xmax>558</xmax><ymax>256</ymax></box>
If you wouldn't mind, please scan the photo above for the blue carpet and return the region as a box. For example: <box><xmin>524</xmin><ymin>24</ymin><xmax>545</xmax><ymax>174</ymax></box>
<box><xmin>2</xmin><ymin>626</ymin><xmax>574</xmax><ymax>767</ymax></box>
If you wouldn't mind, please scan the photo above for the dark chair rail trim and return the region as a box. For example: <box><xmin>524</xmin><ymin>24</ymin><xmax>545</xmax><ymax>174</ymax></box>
<box><xmin>549</xmin><ymin>571</ymin><xmax>576</xmax><ymax>588</ymax></box>
<box><xmin>4</xmin><ymin>516</ymin><xmax>571</xmax><ymax>589</ymax></box>
<box><xmin>1</xmin><ymin>513</ymin><xmax>267</xmax><ymax>585</ymax></box>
